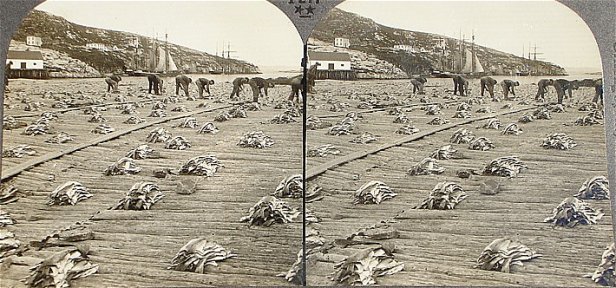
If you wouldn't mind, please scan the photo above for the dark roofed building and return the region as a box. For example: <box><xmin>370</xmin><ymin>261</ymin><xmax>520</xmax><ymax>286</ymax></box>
<box><xmin>308</xmin><ymin>51</ymin><xmax>352</xmax><ymax>71</ymax></box>
<box><xmin>6</xmin><ymin>50</ymin><xmax>44</xmax><ymax>70</ymax></box>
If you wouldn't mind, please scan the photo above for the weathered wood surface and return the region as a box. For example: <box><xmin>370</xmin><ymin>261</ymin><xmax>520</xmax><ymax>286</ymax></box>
<box><xmin>306</xmin><ymin>79</ymin><xmax>612</xmax><ymax>286</ymax></box>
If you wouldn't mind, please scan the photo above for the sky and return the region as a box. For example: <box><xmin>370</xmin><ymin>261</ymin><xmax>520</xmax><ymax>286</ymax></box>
<box><xmin>33</xmin><ymin>0</ymin><xmax>602</xmax><ymax>72</ymax></box>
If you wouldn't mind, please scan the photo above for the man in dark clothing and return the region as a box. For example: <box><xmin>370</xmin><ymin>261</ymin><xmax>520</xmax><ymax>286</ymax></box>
<box><xmin>452</xmin><ymin>75</ymin><xmax>469</xmax><ymax>96</ymax></box>
<box><xmin>410</xmin><ymin>76</ymin><xmax>427</xmax><ymax>94</ymax></box>
<box><xmin>229</xmin><ymin>77</ymin><xmax>249</xmax><ymax>99</ymax></box>
<box><xmin>175</xmin><ymin>75</ymin><xmax>192</xmax><ymax>97</ymax></box>
<box><xmin>593</xmin><ymin>78</ymin><xmax>603</xmax><ymax>105</ymax></box>
<box><xmin>248</xmin><ymin>77</ymin><xmax>274</xmax><ymax>102</ymax></box>
<box><xmin>480</xmin><ymin>76</ymin><xmax>498</xmax><ymax>99</ymax></box>
<box><xmin>105</xmin><ymin>75</ymin><xmax>122</xmax><ymax>92</ymax></box>
<box><xmin>147</xmin><ymin>74</ymin><xmax>164</xmax><ymax>95</ymax></box>
<box><xmin>501</xmin><ymin>79</ymin><xmax>520</xmax><ymax>100</ymax></box>
<box><xmin>535</xmin><ymin>79</ymin><xmax>554</xmax><ymax>101</ymax></box>
<box><xmin>195</xmin><ymin>78</ymin><xmax>215</xmax><ymax>98</ymax></box>
<box><xmin>553</xmin><ymin>79</ymin><xmax>579</xmax><ymax>103</ymax></box>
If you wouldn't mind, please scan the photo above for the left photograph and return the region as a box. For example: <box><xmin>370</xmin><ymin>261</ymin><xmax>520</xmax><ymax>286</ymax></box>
<box><xmin>0</xmin><ymin>1</ymin><xmax>305</xmax><ymax>286</ymax></box>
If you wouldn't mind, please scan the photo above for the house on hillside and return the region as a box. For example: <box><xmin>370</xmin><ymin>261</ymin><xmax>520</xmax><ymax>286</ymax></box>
<box><xmin>393</xmin><ymin>44</ymin><xmax>415</xmax><ymax>53</ymax></box>
<box><xmin>334</xmin><ymin>37</ymin><xmax>350</xmax><ymax>48</ymax></box>
<box><xmin>85</xmin><ymin>43</ymin><xmax>108</xmax><ymax>51</ymax></box>
<box><xmin>26</xmin><ymin>36</ymin><xmax>42</xmax><ymax>47</ymax></box>
<box><xmin>307</xmin><ymin>51</ymin><xmax>356</xmax><ymax>80</ymax></box>
<box><xmin>6</xmin><ymin>50</ymin><xmax>49</xmax><ymax>79</ymax></box>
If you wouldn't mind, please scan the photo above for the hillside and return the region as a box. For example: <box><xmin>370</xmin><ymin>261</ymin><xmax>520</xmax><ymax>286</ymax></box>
<box><xmin>310</xmin><ymin>8</ymin><xmax>567</xmax><ymax>77</ymax></box>
<box><xmin>11</xmin><ymin>10</ymin><xmax>260</xmax><ymax>75</ymax></box>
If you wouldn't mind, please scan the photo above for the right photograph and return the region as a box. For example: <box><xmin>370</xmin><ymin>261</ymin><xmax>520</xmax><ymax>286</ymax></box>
<box><xmin>304</xmin><ymin>1</ymin><xmax>611</xmax><ymax>286</ymax></box>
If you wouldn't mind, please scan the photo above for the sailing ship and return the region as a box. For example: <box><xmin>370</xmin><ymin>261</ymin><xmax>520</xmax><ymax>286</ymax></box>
<box><xmin>432</xmin><ymin>32</ymin><xmax>485</xmax><ymax>78</ymax></box>
<box><xmin>127</xmin><ymin>34</ymin><xmax>181</xmax><ymax>77</ymax></box>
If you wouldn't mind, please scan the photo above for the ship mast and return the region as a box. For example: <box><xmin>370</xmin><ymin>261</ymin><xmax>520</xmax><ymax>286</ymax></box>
<box><xmin>165</xmin><ymin>33</ymin><xmax>169</xmax><ymax>73</ymax></box>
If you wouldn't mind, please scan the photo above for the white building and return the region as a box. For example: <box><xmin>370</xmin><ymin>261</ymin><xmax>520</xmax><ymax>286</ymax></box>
<box><xmin>334</xmin><ymin>37</ymin><xmax>350</xmax><ymax>48</ymax></box>
<box><xmin>26</xmin><ymin>36</ymin><xmax>42</xmax><ymax>47</ymax></box>
<box><xmin>86</xmin><ymin>43</ymin><xmax>108</xmax><ymax>51</ymax></box>
<box><xmin>393</xmin><ymin>44</ymin><xmax>416</xmax><ymax>53</ymax></box>
<box><xmin>6</xmin><ymin>50</ymin><xmax>44</xmax><ymax>70</ymax></box>
<box><xmin>308</xmin><ymin>51</ymin><xmax>352</xmax><ymax>71</ymax></box>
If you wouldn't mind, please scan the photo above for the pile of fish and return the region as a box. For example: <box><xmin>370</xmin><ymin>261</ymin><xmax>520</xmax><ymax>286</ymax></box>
<box><xmin>46</xmin><ymin>132</ymin><xmax>73</xmax><ymax>144</ymax></box>
<box><xmin>544</xmin><ymin>197</ymin><xmax>604</xmax><ymax>227</ymax></box>
<box><xmin>586</xmin><ymin>243</ymin><xmax>616</xmax><ymax>286</ymax></box>
<box><xmin>415</xmin><ymin>182</ymin><xmax>467</xmax><ymax>210</ymax></box>
<box><xmin>575</xmin><ymin>115</ymin><xmax>601</xmax><ymax>126</ymax></box>
<box><xmin>24</xmin><ymin>247</ymin><xmax>99</xmax><ymax>287</ymax></box>
<box><xmin>579</xmin><ymin>102</ymin><xmax>598</xmax><ymax>111</ymax></box>
<box><xmin>533</xmin><ymin>107</ymin><xmax>551</xmax><ymax>120</ymax></box>
<box><xmin>1</xmin><ymin>230</ymin><xmax>24</xmax><ymax>261</ymax></box>
<box><xmin>126</xmin><ymin>144</ymin><xmax>158</xmax><ymax>159</ymax></box>
<box><xmin>120</xmin><ymin>104</ymin><xmax>136</xmax><ymax>114</ymax></box>
<box><xmin>575</xmin><ymin>176</ymin><xmax>609</xmax><ymax>200</ymax></box>
<box><xmin>244</xmin><ymin>102</ymin><xmax>261</xmax><ymax>111</ymax></box>
<box><xmin>24</xmin><ymin>124</ymin><xmax>49</xmax><ymax>135</ymax></box>
<box><xmin>111</xmin><ymin>182</ymin><xmax>164</xmax><ymax>210</ymax></box>
<box><xmin>468</xmin><ymin>137</ymin><xmax>495</xmax><ymax>151</ymax></box>
<box><xmin>3</xmin><ymin>116</ymin><xmax>27</xmax><ymax>130</ymax></box>
<box><xmin>91</xmin><ymin>124</ymin><xmax>115</xmax><ymax>134</ymax></box>
<box><xmin>353</xmin><ymin>181</ymin><xmax>396</xmax><ymax>204</ymax></box>
<box><xmin>197</xmin><ymin>122</ymin><xmax>219</xmax><ymax>134</ymax></box>
<box><xmin>476</xmin><ymin>238</ymin><xmax>541</xmax><ymax>273</ymax></box>
<box><xmin>393</xmin><ymin>114</ymin><xmax>410</xmax><ymax>124</ymax></box>
<box><xmin>237</xmin><ymin>131</ymin><xmax>275</xmax><ymax>148</ymax></box>
<box><xmin>483</xmin><ymin>156</ymin><xmax>527</xmax><ymax>178</ymax></box>
<box><xmin>271</xmin><ymin>114</ymin><xmax>297</xmax><ymax>124</ymax></box>
<box><xmin>47</xmin><ymin>181</ymin><xmax>92</xmax><ymax>206</ymax></box>
<box><xmin>175</xmin><ymin>117</ymin><xmax>198</xmax><ymax>129</ymax></box>
<box><xmin>307</xmin><ymin>115</ymin><xmax>332</xmax><ymax>130</ymax></box>
<box><xmin>171</xmin><ymin>106</ymin><xmax>190</xmax><ymax>112</ymax></box>
<box><xmin>149</xmin><ymin>109</ymin><xmax>167</xmax><ymax>117</ymax></box>
<box><xmin>430</xmin><ymin>145</ymin><xmax>463</xmax><ymax>160</ymax></box>
<box><xmin>396</xmin><ymin>125</ymin><xmax>420</xmax><ymax>135</ymax></box>
<box><xmin>104</xmin><ymin>157</ymin><xmax>141</xmax><ymax>176</ymax></box>
<box><xmin>425</xmin><ymin>105</ymin><xmax>440</xmax><ymax>115</ymax></box>
<box><xmin>152</xmin><ymin>101</ymin><xmax>166</xmax><ymax>110</ymax></box>
<box><xmin>308</xmin><ymin>144</ymin><xmax>340</xmax><ymax>157</ymax></box>
<box><xmin>284</xmin><ymin>107</ymin><xmax>301</xmax><ymax>117</ymax></box>
<box><xmin>273</xmin><ymin>174</ymin><xmax>303</xmax><ymax>198</ymax></box>
<box><xmin>0</xmin><ymin>209</ymin><xmax>15</xmax><ymax>227</ymax></box>
<box><xmin>179</xmin><ymin>155</ymin><xmax>223</xmax><ymax>177</ymax></box>
<box><xmin>124</xmin><ymin>116</ymin><xmax>145</xmax><ymax>124</ymax></box>
<box><xmin>541</xmin><ymin>133</ymin><xmax>577</xmax><ymax>150</ymax></box>
<box><xmin>165</xmin><ymin>136</ymin><xmax>192</xmax><ymax>150</ymax></box>
<box><xmin>331</xmin><ymin>245</ymin><xmax>404</xmax><ymax>285</ymax></box>
<box><xmin>3</xmin><ymin>145</ymin><xmax>36</xmax><ymax>158</ymax></box>
<box><xmin>457</xmin><ymin>102</ymin><xmax>471</xmax><ymax>111</ymax></box>
<box><xmin>549</xmin><ymin>104</ymin><xmax>565</xmax><ymax>113</ymax></box>
<box><xmin>481</xmin><ymin>118</ymin><xmax>501</xmax><ymax>130</ymax></box>
<box><xmin>388</xmin><ymin>107</ymin><xmax>403</xmax><ymax>115</ymax></box>
<box><xmin>351</xmin><ymin>132</ymin><xmax>378</xmax><ymax>144</ymax></box>
<box><xmin>427</xmin><ymin>117</ymin><xmax>449</xmax><ymax>125</ymax></box>
<box><xmin>453</xmin><ymin>111</ymin><xmax>472</xmax><ymax>118</ymax></box>
<box><xmin>229</xmin><ymin>106</ymin><xmax>248</xmax><ymax>118</ymax></box>
<box><xmin>240</xmin><ymin>196</ymin><xmax>299</xmax><ymax>226</ymax></box>
<box><xmin>330</xmin><ymin>102</ymin><xmax>350</xmax><ymax>112</ymax></box>
<box><xmin>88</xmin><ymin>112</ymin><xmax>107</xmax><ymax>123</ymax></box>
<box><xmin>328</xmin><ymin>123</ymin><xmax>354</xmax><ymax>136</ymax></box>
<box><xmin>450</xmin><ymin>128</ymin><xmax>475</xmax><ymax>144</ymax></box>
<box><xmin>518</xmin><ymin>114</ymin><xmax>534</xmax><ymax>123</ymax></box>
<box><xmin>475</xmin><ymin>107</ymin><xmax>493</xmax><ymax>113</ymax></box>
<box><xmin>279</xmin><ymin>249</ymin><xmax>304</xmax><ymax>285</ymax></box>
<box><xmin>214</xmin><ymin>111</ymin><xmax>231</xmax><ymax>122</ymax></box>
<box><xmin>0</xmin><ymin>185</ymin><xmax>18</xmax><ymax>205</ymax></box>
<box><xmin>501</xmin><ymin>123</ymin><xmax>522</xmax><ymax>135</ymax></box>
<box><xmin>167</xmin><ymin>238</ymin><xmax>236</xmax><ymax>273</ymax></box>
<box><xmin>407</xmin><ymin>158</ymin><xmax>445</xmax><ymax>176</ymax></box>
<box><xmin>146</xmin><ymin>128</ymin><xmax>172</xmax><ymax>143</ymax></box>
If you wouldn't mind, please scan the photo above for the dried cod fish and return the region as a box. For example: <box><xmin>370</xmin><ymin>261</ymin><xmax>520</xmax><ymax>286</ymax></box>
<box><xmin>24</xmin><ymin>247</ymin><xmax>98</xmax><ymax>287</ymax></box>
<box><xmin>469</xmin><ymin>137</ymin><xmax>495</xmax><ymax>151</ymax></box>
<box><xmin>175</xmin><ymin>117</ymin><xmax>198</xmax><ymax>129</ymax></box>
<box><xmin>450</xmin><ymin>128</ymin><xmax>475</xmax><ymax>144</ymax></box>
<box><xmin>126</xmin><ymin>144</ymin><xmax>158</xmax><ymax>159</ymax></box>
<box><xmin>518</xmin><ymin>114</ymin><xmax>534</xmax><ymax>123</ymax></box>
<box><xmin>588</xmin><ymin>109</ymin><xmax>604</xmax><ymax>120</ymax></box>
<box><xmin>388</xmin><ymin>107</ymin><xmax>403</xmax><ymax>115</ymax></box>
<box><xmin>179</xmin><ymin>155</ymin><xmax>223</xmax><ymax>176</ymax></box>
<box><xmin>171</xmin><ymin>106</ymin><xmax>190</xmax><ymax>112</ymax></box>
<box><xmin>273</xmin><ymin>174</ymin><xmax>303</xmax><ymax>198</ymax></box>
<box><xmin>197</xmin><ymin>122</ymin><xmax>219</xmax><ymax>134</ymax></box>
<box><xmin>124</xmin><ymin>116</ymin><xmax>145</xmax><ymax>124</ymax></box>
<box><xmin>575</xmin><ymin>176</ymin><xmax>609</xmax><ymax>200</ymax></box>
<box><xmin>575</xmin><ymin>115</ymin><xmax>601</xmax><ymax>126</ymax></box>
<box><xmin>453</xmin><ymin>111</ymin><xmax>472</xmax><ymax>118</ymax></box>
<box><xmin>0</xmin><ymin>185</ymin><xmax>18</xmax><ymax>205</ymax></box>
<box><xmin>0</xmin><ymin>209</ymin><xmax>15</xmax><ymax>227</ymax></box>
<box><xmin>395</xmin><ymin>125</ymin><xmax>419</xmax><ymax>135</ymax></box>
<box><xmin>1</xmin><ymin>230</ymin><xmax>25</xmax><ymax>262</ymax></box>
<box><xmin>407</xmin><ymin>158</ymin><xmax>445</xmax><ymax>176</ymax></box>
<box><xmin>24</xmin><ymin>124</ymin><xmax>49</xmax><ymax>135</ymax></box>
<box><xmin>542</xmin><ymin>133</ymin><xmax>577</xmax><ymax>150</ymax></box>
<box><xmin>533</xmin><ymin>107</ymin><xmax>551</xmax><ymax>120</ymax></box>
<box><xmin>457</xmin><ymin>102</ymin><xmax>471</xmax><ymax>111</ymax></box>
<box><xmin>284</xmin><ymin>107</ymin><xmax>301</xmax><ymax>117</ymax></box>
<box><xmin>271</xmin><ymin>114</ymin><xmax>297</xmax><ymax>124</ymax></box>
<box><xmin>354</xmin><ymin>181</ymin><xmax>396</xmax><ymax>204</ymax></box>
<box><xmin>91</xmin><ymin>124</ymin><xmax>114</xmax><ymax>134</ymax></box>
<box><xmin>168</xmin><ymin>238</ymin><xmax>236</xmax><ymax>273</ymax></box>
<box><xmin>425</xmin><ymin>105</ymin><xmax>440</xmax><ymax>115</ymax></box>
<box><xmin>579</xmin><ymin>102</ymin><xmax>598</xmax><ymax>111</ymax></box>
<box><xmin>351</xmin><ymin>132</ymin><xmax>378</xmax><ymax>144</ymax></box>
<box><xmin>48</xmin><ymin>181</ymin><xmax>92</xmax><ymax>206</ymax></box>
<box><xmin>307</xmin><ymin>115</ymin><xmax>332</xmax><ymax>130</ymax></box>
<box><xmin>430</xmin><ymin>145</ymin><xmax>464</xmax><ymax>160</ymax></box>
<box><xmin>549</xmin><ymin>104</ymin><xmax>565</xmax><ymax>113</ymax></box>
<box><xmin>214</xmin><ymin>111</ymin><xmax>231</xmax><ymax>122</ymax></box>
<box><xmin>502</xmin><ymin>123</ymin><xmax>522</xmax><ymax>135</ymax></box>
<box><xmin>475</xmin><ymin>107</ymin><xmax>493</xmax><ymax>113</ymax></box>
<box><xmin>476</xmin><ymin>238</ymin><xmax>541</xmax><ymax>273</ymax></box>
<box><xmin>120</xmin><ymin>104</ymin><xmax>136</xmax><ymax>114</ymax></box>
<box><xmin>104</xmin><ymin>157</ymin><xmax>142</xmax><ymax>176</ymax></box>
<box><xmin>544</xmin><ymin>197</ymin><xmax>604</xmax><ymax>227</ymax></box>
<box><xmin>483</xmin><ymin>156</ymin><xmax>527</xmax><ymax>178</ymax></box>
<box><xmin>308</xmin><ymin>144</ymin><xmax>340</xmax><ymax>157</ymax></box>
<box><xmin>88</xmin><ymin>112</ymin><xmax>106</xmax><ymax>123</ymax></box>
<box><xmin>162</xmin><ymin>96</ymin><xmax>178</xmax><ymax>104</ymax></box>
<box><xmin>240</xmin><ymin>196</ymin><xmax>299</xmax><ymax>226</ymax></box>
<box><xmin>415</xmin><ymin>182</ymin><xmax>467</xmax><ymax>210</ymax></box>
<box><xmin>229</xmin><ymin>106</ymin><xmax>247</xmax><ymax>118</ymax></box>
<box><xmin>244</xmin><ymin>102</ymin><xmax>261</xmax><ymax>111</ymax></box>
<box><xmin>332</xmin><ymin>245</ymin><xmax>404</xmax><ymax>285</ymax></box>
<box><xmin>149</xmin><ymin>109</ymin><xmax>167</xmax><ymax>117</ymax></box>
<box><xmin>279</xmin><ymin>248</ymin><xmax>304</xmax><ymax>285</ymax></box>
<box><xmin>46</xmin><ymin>132</ymin><xmax>73</xmax><ymax>144</ymax></box>
<box><xmin>586</xmin><ymin>243</ymin><xmax>616</xmax><ymax>286</ymax></box>
<box><xmin>146</xmin><ymin>127</ymin><xmax>172</xmax><ymax>143</ymax></box>
<box><xmin>427</xmin><ymin>117</ymin><xmax>449</xmax><ymax>125</ymax></box>
<box><xmin>111</xmin><ymin>182</ymin><xmax>164</xmax><ymax>210</ymax></box>
<box><xmin>3</xmin><ymin>116</ymin><xmax>28</xmax><ymax>130</ymax></box>
<box><xmin>165</xmin><ymin>136</ymin><xmax>191</xmax><ymax>150</ymax></box>
<box><xmin>481</xmin><ymin>118</ymin><xmax>501</xmax><ymax>130</ymax></box>
<box><xmin>152</xmin><ymin>101</ymin><xmax>167</xmax><ymax>110</ymax></box>
<box><xmin>393</xmin><ymin>114</ymin><xmax>410</xmax><ymax>124</ymax></box>
<box><xmin>238</xmin><ymin>131</ymin><xmax>274</xmax><ymax>148</ymax></box>
<box><xmin>3</xmin><ymin>145</ymin><xmax>36</xmax><ymax>158</ymax></box>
